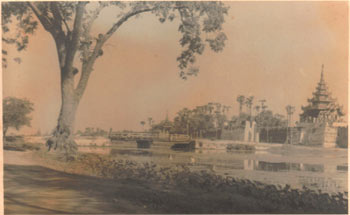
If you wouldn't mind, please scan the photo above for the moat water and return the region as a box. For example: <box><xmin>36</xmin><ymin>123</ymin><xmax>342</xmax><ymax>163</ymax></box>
<box><xmin>78</xmin><ymin>141</ymin><xmax>348</xmax><ymax>194</ymax></box>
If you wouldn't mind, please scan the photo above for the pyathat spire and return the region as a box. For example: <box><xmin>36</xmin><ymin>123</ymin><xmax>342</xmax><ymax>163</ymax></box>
<box><xmin>315</xmin><ymin>64</ymin><xmax>329</xmax><ymax>96</ymax></box>
<box><xmin>300</xmin><ymin>64</ymin><xmax>344</xmax><ymax>123</ymax></box>
<box><xmin>320</xmin><ymin>64</ymin><xmax>325</xmax><ymax>83</ymax></box>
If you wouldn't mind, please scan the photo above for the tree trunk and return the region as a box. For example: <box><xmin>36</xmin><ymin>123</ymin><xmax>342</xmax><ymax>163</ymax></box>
<box><xmin>28</xmin><ymin>2</ymin><xmax>87</xmax><ymax>157</ymax></box>
<box><xmin>46</xmin><ymin>68</ymin><xmax>79</xmax><ymax>156</ymax></box>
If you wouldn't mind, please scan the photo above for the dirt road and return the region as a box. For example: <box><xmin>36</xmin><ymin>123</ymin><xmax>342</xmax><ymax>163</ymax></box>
<box><xmin>4</xmin><ymin>164</ymin><xmax>156</xmax><ymax>214</ymax></box>
<box><xmin>4</xmin><ymin>151</ymin><xmax>257</xmax><ymax>214</ymax></box>
<box><xmin>4</xmin><ymin>151</ymin><xmax>154</xmax><ymax>214</ymax></box>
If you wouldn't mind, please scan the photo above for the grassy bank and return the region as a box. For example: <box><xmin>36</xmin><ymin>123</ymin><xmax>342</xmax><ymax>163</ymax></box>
<box><xmin>28</xmin><ymin>149</ymin><xmax>348</xmax><ymax>214</ymax></box>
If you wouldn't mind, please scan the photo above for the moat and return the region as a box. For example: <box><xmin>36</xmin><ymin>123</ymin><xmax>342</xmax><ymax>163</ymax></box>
<box><xmin>78</xmin><ymin>141</ymin><xmax>348</xmax><ymax>194</ymax></box>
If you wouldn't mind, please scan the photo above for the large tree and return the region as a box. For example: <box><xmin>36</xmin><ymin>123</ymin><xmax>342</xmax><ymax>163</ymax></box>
<box><xmin>3</xmin><ymin>97</ymin><xmax>34</xmax><ymax>136</ymax></box>
<box><xmin>2</xmin><ymin>2</ymin><xmax>229</xmax><ymax>154</ymax></box>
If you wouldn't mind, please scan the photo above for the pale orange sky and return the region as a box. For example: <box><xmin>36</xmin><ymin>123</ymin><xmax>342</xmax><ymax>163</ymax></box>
<box><xmin>2</xmin><ymin>1</ymin><xmax>348</xmax><ymax>134</ymax></box>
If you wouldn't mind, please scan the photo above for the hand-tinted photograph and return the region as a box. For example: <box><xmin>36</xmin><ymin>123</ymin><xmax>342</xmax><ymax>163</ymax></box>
<box><xmin>2</xmin><ymin>1</ymin><xmax>348</xmax><ymax>214</ymax></box>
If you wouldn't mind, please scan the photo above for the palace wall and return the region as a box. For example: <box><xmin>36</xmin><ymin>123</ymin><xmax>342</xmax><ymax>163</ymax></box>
<box><xmin>221</xmin><ymin>127</ymin><xmax>245</xmax><ymax>141</ymax></box>
<box><xmin>336</xmin><ymin>126</ymin><xmax>348</xmax><ymax>148</ymax></box>
<box><xmin>292</xmin><ymin>123</ymin><xmax>346</xmax><ymax>148</ymax></box>
<box><xmin>259</xmin><ymin>128</ymin><xmax>287</xmax><ymax>143</ymax></box>
<box><xmin>221</xmin><ymin>121</ymin><xmax>259</xmax><ymax>142</ymax></box>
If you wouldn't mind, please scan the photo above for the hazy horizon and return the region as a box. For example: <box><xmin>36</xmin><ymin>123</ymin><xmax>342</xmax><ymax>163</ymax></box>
<box><xmin>3</xmin><ymin>1</ymin><xmax>348</xmax><ymax>135</ymax></box>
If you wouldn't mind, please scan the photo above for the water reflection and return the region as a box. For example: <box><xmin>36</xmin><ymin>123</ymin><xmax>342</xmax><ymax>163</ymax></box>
<box><xmin>298</xmin><ymin>176</ymin><xmax>341</xmax><ymax>191</ymax></box>
<box><xmin>78</xmin><ymin>143</ymin><xmax>348</xmax><ymax>193</ymax></box>
<box><xmin>336</xmin><ymin>165</ymin><xmax>348</xmax><ymax>172</ymax></box>
<box><xmin>78</xmin><ymin>146</ymin><xmax>111</xmax><ymax>155</ymax></box>
<box><xmin>171</xmin><ymin>142</ymin><xmax>195</xmax><ymax>152</ymax></box>
<box><xmin>110</xmin><ymin>149</ymin><xmax>153</xmax><ymax>156</ymax></box>
<box><xmin>78</xmin><ymin>147</ymin><xmax>348</xmax><ymax>175</ymax></box>
<box><xmin>243</xmin><ymin>160</ymin><xmax>347</xmax><ymax>174</ymax></box>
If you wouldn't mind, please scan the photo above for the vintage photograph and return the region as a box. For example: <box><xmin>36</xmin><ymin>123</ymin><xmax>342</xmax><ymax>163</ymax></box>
<box><xmin>2</xmin><ymin>1</ymin><xmax>348</xmax><ymax>214</ymax></box>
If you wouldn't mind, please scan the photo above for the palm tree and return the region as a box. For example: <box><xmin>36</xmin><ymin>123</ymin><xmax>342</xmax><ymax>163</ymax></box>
<box><xmin>285</xmin><ymin>105</ymin><xmax>295</xmax><ymax>144</ymax></box>
<box><xmin>259</xmin><ymin>99</ymin><xmax>267</xmax><ymax>112</ymax></box>
<box><xmin>148</xmin><ymin>117</ymin><xmax>153</xmax><ymax>130</ymax></box>
<box><xmin>285</xmin><ymin>105</ymin><xmax>295</xmax><ymax>125</ymax></box>
<box><xmin>236</xmin><ymin>95</ymin><xmax>245</xmax><ymax>115</ymax></box>
<box><xmin>245</xmin><ymin>96</ymin><xmax>254</xmax><ymax>121</ymax></box>
<box><xmin>140</xmin><ymin>121</ymin><xmax>146</xmax><ymax>130</ymax></box>
<box><xmin>255</xmin><ymin>105</ymin><xmax>260</xmax><ymax>116</ymax></box>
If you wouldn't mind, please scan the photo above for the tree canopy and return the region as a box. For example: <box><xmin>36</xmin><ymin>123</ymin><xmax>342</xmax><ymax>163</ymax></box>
<box><xmin>152</xmin><ymin>102</ymin><xmax>228</xmax><ymax>138</ymax></box>
<box><xmin>3</xmin><ymin>97</ymin><xmax>34</xmax><ymax>136</ymax></box>
<box><xmin>2</xmin><ymin>1</ymin><xmax>229</xmax><ymax>78</ymax></box>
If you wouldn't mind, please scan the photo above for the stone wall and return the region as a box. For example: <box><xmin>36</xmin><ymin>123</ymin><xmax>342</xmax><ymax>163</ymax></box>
<box><xmin>259</xmin><ymin>128</ymin><xmax>287</xmax><ymax>143</ymax></box>
<box><xmin>294</xmin><ymin>122</ymin><xmax>338</xmax><ymax>148</ymax></box>
<box><xmin>221</xmin><ymin>127</ymin><xmax>245</xmax><ymax>141</ymax></box>
<box><xmin>323</xmin><ymin>125</ymin><xmax>337</xmax><ymax>148</ymax></box>
<box><xmin>221</xmin><ymin>121</ymin><xmax>259</xmax><ymax>142</ymax></box>
<box><xmin>336</xmin><ymin>126</ymin><xmax>348</xmax><ymax>148</ymax></box>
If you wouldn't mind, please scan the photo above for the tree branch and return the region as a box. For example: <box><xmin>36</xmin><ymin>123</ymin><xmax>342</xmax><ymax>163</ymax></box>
<box><xmin>80</xmin><ymin>4</ymin><xmax>106</xmax><ymax>61</ymax></box>
<box><xmin>102</xmin><ymin>7</ymin><xmax>154</xmax><ymax>44</ymax></box>
<box><xmin>74</xmin><ymin>61</ymin><xmax>93</xmax><ymax>100</ymax></box>
<box><xmin>27</xmin><ymin>2</ymin><xmax>52</xmax><ymax>32</ymax></box>
<box><xmin>75</xmin><ymin>5</ymin><xmax>186</xmax><ymax>100</ymax></box>
<box><xmin>63</xmin><ymin>2</ymin><xmax>86</xmax><ymax>73</ymax></box>
<box><xmin>62</xmin><ymin>17</ymin><xmax>71</xmax><ymax>34</ymax></box>
<box><xmin>50</xmin><ymin>2</ymin><xmax>70</xmax><ymax>34</ymax></box>
<box><xmin>75</xmin><ymin>7</ymin><xmax>155</xmax><ymax>99</ymax></box>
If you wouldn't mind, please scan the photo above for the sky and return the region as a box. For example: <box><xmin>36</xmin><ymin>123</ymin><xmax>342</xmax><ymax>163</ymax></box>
<box><xmin>2</xmin><ymin>1</ymin><xmax>348</xmax><ymax>135</ymax></box>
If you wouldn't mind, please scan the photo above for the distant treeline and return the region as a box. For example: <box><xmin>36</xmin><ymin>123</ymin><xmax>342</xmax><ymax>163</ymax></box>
<box><xmin>76</xmin><ymin>127</ymin><xmax>109</xmax><ymax>137</ymax></box>
<box><xmin>151</xmin><ymin>101</ymin><xmax>287</xmax><ymax>139</ymax></box>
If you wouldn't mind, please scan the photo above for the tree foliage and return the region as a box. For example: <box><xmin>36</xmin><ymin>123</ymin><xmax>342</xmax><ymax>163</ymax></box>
<box><xmin>78</xmin><ymin>127</ymin><xmax>108</xmax><ymax>136</ymax></box>
<box><xmin>3</xmin><ymin>97</ymin><xmax>34</xmax><ymax>136</ymax></box>
<box><xmin>152</xmin><ymin>102</ymin><xmax>228</xmax><ymax>138</ymax></box>
<box><xmin>2</xmin><ymin>1</ymin><xmax>229</xmax><ymax>78</ymax></box>
<box><xmin>255</xmin><ymin>110</ymin><xmax>287</xmax><ymax>128</ymax></box>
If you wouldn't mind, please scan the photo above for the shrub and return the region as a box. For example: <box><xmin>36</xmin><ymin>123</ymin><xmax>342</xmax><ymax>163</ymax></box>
<box><xmin>73</xmin><ymin>153</ymin><xmax>347</xmax><ymax>213</ymax></box>
<box><xmin>3</xmin><ymin>137</ymin><xmax>41</xmax><ymax>151</ymax></box>
<box><xmin>227</xmin><ymin>143</ymin><xmax>255</xmax><ymax>151</ymax></box>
